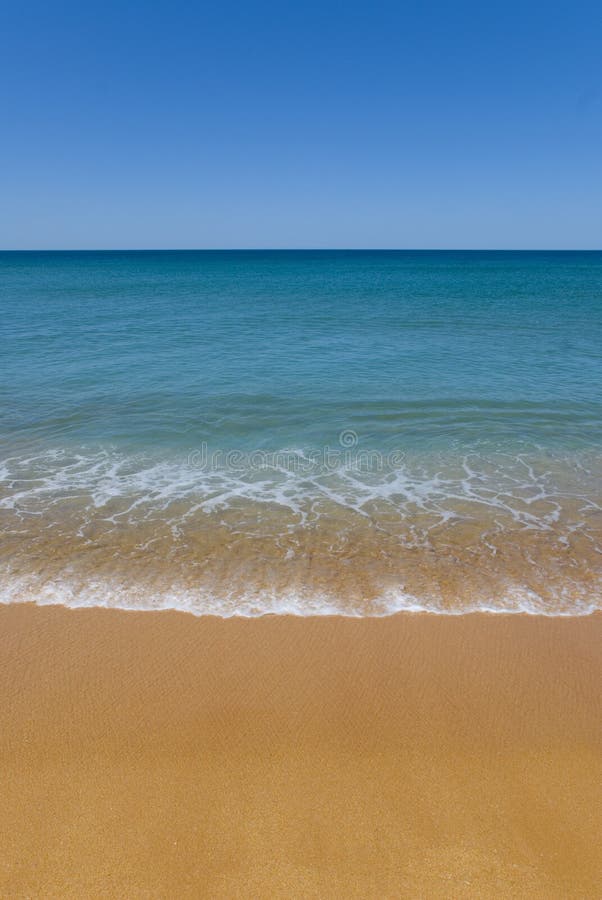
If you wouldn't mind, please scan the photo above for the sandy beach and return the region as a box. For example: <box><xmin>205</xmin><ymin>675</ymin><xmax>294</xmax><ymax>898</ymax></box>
<box><xmin>0</xmin><ymin>604</ymin><xmax>600</xmax><ymax>897</ymax></box>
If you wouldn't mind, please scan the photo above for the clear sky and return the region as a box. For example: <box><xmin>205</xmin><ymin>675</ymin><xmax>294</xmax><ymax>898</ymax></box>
<box><xmin>1</xmin><ymin>0</ymin><xmax>600</xmax><ymax>249</ymax></box>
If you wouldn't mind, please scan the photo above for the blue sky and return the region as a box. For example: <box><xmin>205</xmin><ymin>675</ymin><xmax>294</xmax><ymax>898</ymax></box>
<box><xmin>1</xmin><ymin>0</ymin><xmax>600</xmax><ymax>248</ymax></box>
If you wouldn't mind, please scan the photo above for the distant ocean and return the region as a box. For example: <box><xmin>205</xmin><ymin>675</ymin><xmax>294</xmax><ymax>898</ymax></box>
<box><xmin>1</xmin><ymin>250</ymin><xmax>601</xmax><ymax>615</ymax></box>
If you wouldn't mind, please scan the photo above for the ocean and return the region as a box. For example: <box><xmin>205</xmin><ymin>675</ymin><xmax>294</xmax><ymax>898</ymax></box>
<box><xmin>1</xmin><ymin>250</ymin><xmax>601</xmax><ymax>615</ymax></box>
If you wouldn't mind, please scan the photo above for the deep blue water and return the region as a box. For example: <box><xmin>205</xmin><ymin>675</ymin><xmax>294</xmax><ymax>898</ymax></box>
<box><xmin>2</xmin><ymin>250</ymin><xmax>601</xmax><ymax>454</ymax></box>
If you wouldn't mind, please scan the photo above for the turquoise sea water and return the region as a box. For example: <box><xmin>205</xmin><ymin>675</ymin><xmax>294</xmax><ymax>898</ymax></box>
<box><xmin>1</xmin><ymin>251</ymin><xmax>602</xmax><ymax>615</ymax></box>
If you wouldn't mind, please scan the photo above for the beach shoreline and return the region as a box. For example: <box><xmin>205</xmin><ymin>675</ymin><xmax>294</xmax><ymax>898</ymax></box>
<box><xmin>1</xmin><ymin>603</ymin><xmax>600</xmax><ymax>897</ymax></box>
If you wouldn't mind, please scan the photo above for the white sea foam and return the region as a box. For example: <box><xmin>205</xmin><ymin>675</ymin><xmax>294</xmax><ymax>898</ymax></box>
<box><xmin>0</xmin><ymin>569</ymin><xmax>599</xmax><ymax>619</ymax></box>
<box><xmin>2</xmin><ymin>445</ymin><xmax>600</xmax><ymax>527</ymax></box>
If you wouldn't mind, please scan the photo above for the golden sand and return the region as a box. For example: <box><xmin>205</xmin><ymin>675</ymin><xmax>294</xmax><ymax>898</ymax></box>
<box><xmin>0</xmin><ymin>604</ymin><xmax>600</xmax><ymax>897</ymax></box>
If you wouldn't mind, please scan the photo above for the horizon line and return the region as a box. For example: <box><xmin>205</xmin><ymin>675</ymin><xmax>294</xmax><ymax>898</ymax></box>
<box><xmin>1</xmin><ymin>247</ymin><xmax>601</xmax><ymax>253</ymax></box>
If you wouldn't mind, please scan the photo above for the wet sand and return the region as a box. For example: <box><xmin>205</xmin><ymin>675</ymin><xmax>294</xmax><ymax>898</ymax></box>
<box><xmin>0</xmin><ymin>604</ymin><xmax>600</xmax><ymax>897</ymax></box>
